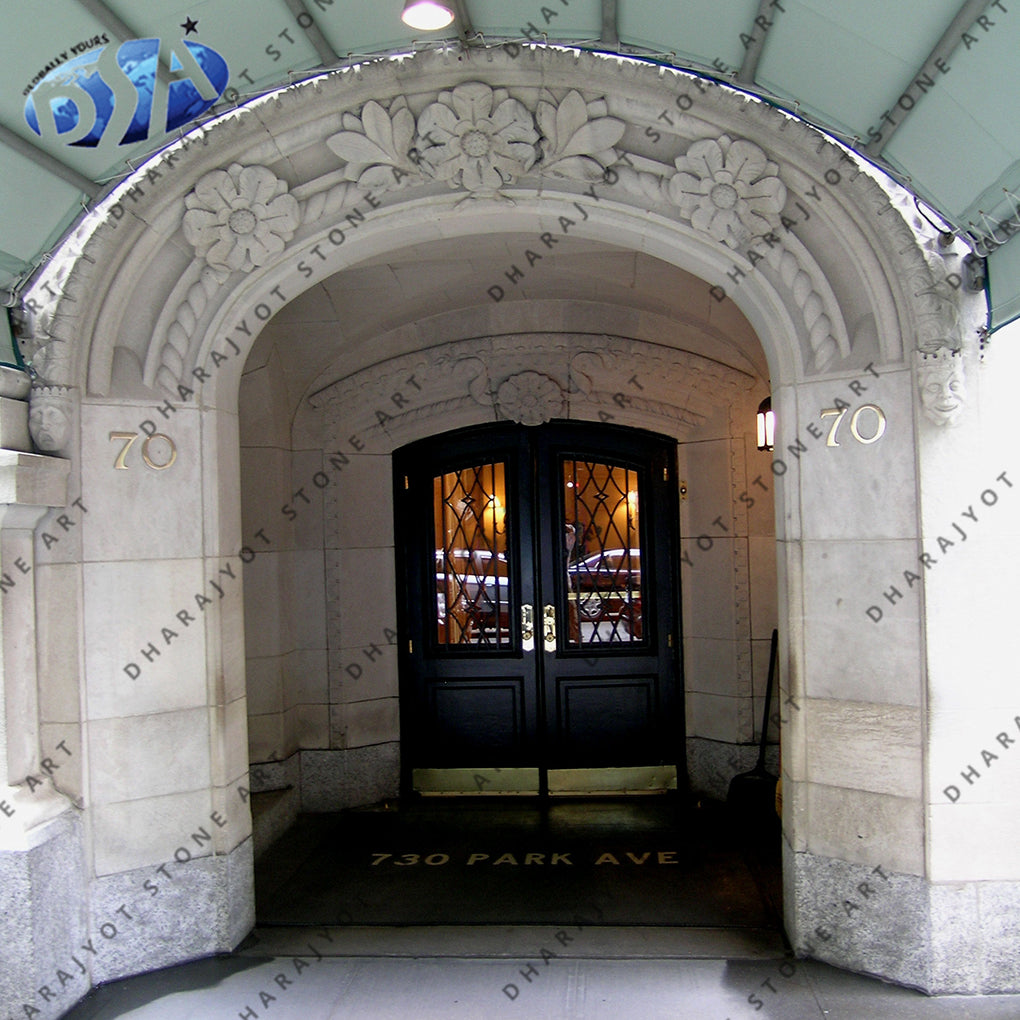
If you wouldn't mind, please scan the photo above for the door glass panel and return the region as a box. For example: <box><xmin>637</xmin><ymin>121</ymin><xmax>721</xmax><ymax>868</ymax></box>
<box><xmin>434</xmin><ymin>462</ymin><xmax>512</xmax><ymax>648</ymax></box>
<box><xmin>563</xmin><ymin>459</ymin><xmax>643</xmax><ymax>646</ymax></box>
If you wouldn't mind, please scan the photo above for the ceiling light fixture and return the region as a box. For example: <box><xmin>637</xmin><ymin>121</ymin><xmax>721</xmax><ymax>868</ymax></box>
<box><xmin>401</xmin><ymin>0</ymin><xmax>455</xmax><ymax>30</ymax></box>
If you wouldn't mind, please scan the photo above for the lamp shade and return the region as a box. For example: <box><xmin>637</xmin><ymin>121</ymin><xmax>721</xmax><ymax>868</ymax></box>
<box><xmin>401</xmin><ymin>0</ymin><xmax>455</xmax><ymax>30</ymax></box>
<box><xmin>756</xmin><ymin>396</ymin><xmax>775</xmax><ymax>451</ymax></box>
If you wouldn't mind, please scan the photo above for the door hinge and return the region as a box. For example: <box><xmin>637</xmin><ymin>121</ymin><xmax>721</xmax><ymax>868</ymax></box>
<box><xmin>663</xmin><ymin>466</ymin><xmax>668</xmax><ymax>481</ymax></box>
<box><xmin>408</xmin><ymin>638</ymin><xmax>413</xmax><ymax>653</ymax></box>
<box><xmin>404</xmin><ymin>475</ymin><xmax>410</xmax><ymax>490</ymax></box>
<box><xmin>667</xmin><ymin>632</ymin><xmax>673</xmax><ymax>648</ymax></box>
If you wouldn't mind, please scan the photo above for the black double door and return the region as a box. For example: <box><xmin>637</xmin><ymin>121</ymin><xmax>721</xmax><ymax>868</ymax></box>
<box><xmin>394</xmin><ymin>422</ymin><xmax>682</xmax><ymax>796</ymax></box>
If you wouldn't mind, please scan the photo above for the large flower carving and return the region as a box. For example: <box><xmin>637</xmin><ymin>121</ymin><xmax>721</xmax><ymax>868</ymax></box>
<box><xmin>667</xmin><ymin>136</ymin><xmax>786</xmax><ymax>248</ymax></box>
<box><xmin>416</xmin><ymin>82</ymin><xmax>539</xmax><ymax>198</ymax></box>
<box><xmin>183</xmin><ymin>164</ymin><xmax>300</xmax><ymax>275</ymax></box>
<box><xmin>497</xmin><ymin>371</ymin><xmax>564</xmax><ymax>426</ymax></box>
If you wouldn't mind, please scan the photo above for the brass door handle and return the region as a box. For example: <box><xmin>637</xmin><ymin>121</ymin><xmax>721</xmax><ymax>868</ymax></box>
<box><xmin>521</xmin><ymin>604</ymin><xmax>534</xmax><ymax>651</ymax></box>
<box><xmin>543</xmin><ymin>604</ymin><xmax>556</xmax><ymax>651</ymax></box>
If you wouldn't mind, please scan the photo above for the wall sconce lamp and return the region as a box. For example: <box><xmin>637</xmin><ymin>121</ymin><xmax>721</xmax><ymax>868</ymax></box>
<box><xmin>401</xmin><ymin>0</ymin><xmax>455</xmax><ymax>30</ymax></box>
<box><xmin>757</xmin><ymin>396</ymin><xmax>775</xmax><ymax>452</ymax></box>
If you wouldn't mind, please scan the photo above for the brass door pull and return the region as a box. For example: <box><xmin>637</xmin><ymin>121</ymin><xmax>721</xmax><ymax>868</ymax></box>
<box><xmin>521</xmin><ymin>604</ymin><xmax>534</xmax><ymax>651</ymax></box>
<box><xmin>543</xmin><ymin>604</ymin><xmax>557</xmax><ymax>651</ymax></box>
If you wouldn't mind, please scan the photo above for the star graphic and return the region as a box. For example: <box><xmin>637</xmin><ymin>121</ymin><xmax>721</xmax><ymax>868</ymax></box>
<box><xmin>181</xmin><ymin>16</ymin><xmax>198</xmax><ymax>35</ymax></box>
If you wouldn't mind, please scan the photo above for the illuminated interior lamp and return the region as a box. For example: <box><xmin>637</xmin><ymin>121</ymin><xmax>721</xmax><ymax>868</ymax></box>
<box><xmin>756</xmin><ymin>396</ymin><xmax>775</xmax><ymax>452</ymax></box>
<box><xmin>401</xmin><ymin>0</ymin><xmax>455</xmax><ymax>30</ymax></box>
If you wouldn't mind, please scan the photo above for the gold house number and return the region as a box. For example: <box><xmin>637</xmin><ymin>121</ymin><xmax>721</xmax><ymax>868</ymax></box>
<box><xmin>109</xmin><ymin>431</ymin><xmax>178</xmax><ymax>470</ymax></box>
<box><xmin>819</xmin><ymin>404</ymin><xmax>887</xmax><ymax>446</ymax></box>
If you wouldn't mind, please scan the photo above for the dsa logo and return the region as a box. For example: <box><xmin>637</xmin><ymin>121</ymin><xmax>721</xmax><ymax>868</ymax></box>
<box><xmin>24</xmin><ymin>38</ymin><xmax>229</xmax><ymax>149</ymax></box>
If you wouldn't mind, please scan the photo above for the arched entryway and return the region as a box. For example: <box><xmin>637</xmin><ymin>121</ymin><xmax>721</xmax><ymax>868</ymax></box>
<box><xmin>8</xmin><ymin>45</ymin><xmax>1005</xmax><ymax>1012</ymax></box>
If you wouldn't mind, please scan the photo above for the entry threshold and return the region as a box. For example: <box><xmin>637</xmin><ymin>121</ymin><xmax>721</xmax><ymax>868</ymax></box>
<box><xmin>413</xmin><ymin>765</ymin><xmax>678</xmax><ymax>795</ymax></box>
<box><xmin>239</xmin><ymin>924</ymin><xmax>787</xmax><ymax>961</ymax></box>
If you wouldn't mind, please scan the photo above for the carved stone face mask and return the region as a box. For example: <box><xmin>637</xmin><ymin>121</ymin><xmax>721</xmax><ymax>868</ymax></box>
<box><xmin>29</xmin><ymin>393</ymin><xmax>71</xmax><ymax>452</ymax></box>
<box><xmin>919</xmin><ymin>357</ymin><xmax>965</xmax><ymax>426</ymax></box>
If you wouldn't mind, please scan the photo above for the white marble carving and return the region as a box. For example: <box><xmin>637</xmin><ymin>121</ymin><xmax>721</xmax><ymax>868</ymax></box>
<box><xmin>534</xmin><ymin>91</ymin><xmax>625</xmax><ymax>181</ymax></box>
<box><xmin>416</xmin><ymin>82</ymin><xmax>539</xmax><ymax>197</ymax></box>
<box><xmin>325</xmin><ymin>84</ymin><xmax>623</xmax><ymax>200</ymax></box>
<box><xmin>303</xmin><ymin>333</ymin><xmax>756</xmax><ymax>449</ymax></box>
<box><xmin>325</xmin><ymin>96</ymin><xmax>423</xmax><ymax>192</ymax></box>
<box><xmin>19</xmin><ymin>311</ymin><xmax>73</xmax><ymax>388</ymax></box>
<box><xmin>495</xmin><ymin>371</ymin><xmax>565</xmax><ymax>425</ymax></box>
<box><xmin>183</xmin><ymin>164</ymin><xmax>300</xmax><ymax>277</ymax></box>
<box><xmin>28</xmin><ymin>385</ymin><xmax>73</xmax><ymax>455</ymax></box>
<box><xmin>668</xmin><ymin>135</ymin><xmax>786</xmax><ymax>248</ymax></box>
<box><xmin>916</xmin><ymin>347</ymin><xmax>966</xmax><ymax>426</ymax></box>
<box><xmin>158</xmin><ymin>73</ymin><xmax>861</xmax><ymax>392</ymax></box>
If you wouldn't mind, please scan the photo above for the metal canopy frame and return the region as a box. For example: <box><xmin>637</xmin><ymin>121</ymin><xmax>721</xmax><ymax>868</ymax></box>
<box><xmin>1</xmin><ymin>0</ymin><xmax>1015</xmax><ymax>331</ymax></box>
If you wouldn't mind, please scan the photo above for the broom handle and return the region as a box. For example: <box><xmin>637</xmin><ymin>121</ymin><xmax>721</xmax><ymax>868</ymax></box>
<box><xmin>756</xmin><ymin>629</ymin><xmax>779</xmax><ymax>769</ymax></box>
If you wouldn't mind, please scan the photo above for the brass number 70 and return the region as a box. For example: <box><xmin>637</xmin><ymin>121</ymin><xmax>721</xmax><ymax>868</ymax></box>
<box><xmin>109</xmin><ymin>431</ymin><xmax>178</xmax><ymax>470</ymax></box>
<box><xmin>819</xmin><ymin>404</ymin><xmax>887</xmax><ymax>447</ymax></box>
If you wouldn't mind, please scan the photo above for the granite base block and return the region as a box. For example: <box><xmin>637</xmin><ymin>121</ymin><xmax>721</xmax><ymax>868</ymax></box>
<box><xmin>300</xmin><ymin>743</ymin><xmax>400</xmax><ymax>812</ymax></box>
<box><xmin>787</xmin><ymin>848</ymin><xmax>930</xmax><ymax>991</ymax></box>
<box><xmin>788</xmin><ymin>848</ymin><xmax>1020</xmax><ymax>994</ymax></box>
<box><xmin>685</xmin><ymin>736</ymin><xmax>779</xmax><ymax>802</ymax></box>
<box><xmin>88</xmin><ymin>837</ymin><xmax>255</xmax><ymax>986</ymax></box>
<box><xmin>249</xmin><ymin>751</ymin><xmax>299</xmax><ymax>794</ymax></box>
<box><xmin>0</xmin><ymin>812</ymin><xmax>88</xmax><ymax>1020</ymax></box>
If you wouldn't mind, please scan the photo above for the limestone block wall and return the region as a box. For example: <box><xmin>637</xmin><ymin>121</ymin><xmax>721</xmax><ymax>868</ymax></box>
<box><xmin>240</xmin><ymin>348</ymin><xmax>400</xmax><ymax>813</ymax></box>
<box><xmin>680</xmin><ymin>393</ymin><xmax>779</xmax><ymax>799</ymax></box>
<box><xmin>9</xmin><ymin>38</ymin><xmax>1018</xmax><ymax>1011</ymax></box>
<box><xmin>917</xmin><ymin>328</ymin><xmax>1020</xmax><ymax>992</ymax></box>
<box><xmin>238</xmin><ymin>329</ymin><xmax>779</xmax><ymax>810</ymax></box>
<box><xmin>777</xmin><ymin>363</ymin><xmax>933</xmax><ymax>987</ymax></box>
<box><xmin>241</xmin><ymin>342</ymin><xmax>330</xmax><ymax>768</ymax></box>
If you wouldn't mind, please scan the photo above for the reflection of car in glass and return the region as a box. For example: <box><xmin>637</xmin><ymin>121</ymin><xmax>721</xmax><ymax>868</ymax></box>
<box><xmin>436</xmin><ymin>549</ymin><xmax>511</xmax><ymax>638</ymax></box>
<box><xmin>566</xmin><ymin>548</ymin><xmax>642</xmax><ymax>634</ymax></box>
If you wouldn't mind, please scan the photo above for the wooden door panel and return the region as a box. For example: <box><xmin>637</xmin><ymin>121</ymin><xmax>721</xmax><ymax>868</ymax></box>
<box><xmin>427</xmin><ymin>677</ymin><xmax>533</xmax><ymax>761</ymax></box>
<box><xmin>553</xmin><ymin>677</ymin><xmax>657</xmax><ymax>764</ymax></box>
<box><xmin>395</xmin><ymin>422</ymin><xmax>682</xmax><ymax>796</ymax></box>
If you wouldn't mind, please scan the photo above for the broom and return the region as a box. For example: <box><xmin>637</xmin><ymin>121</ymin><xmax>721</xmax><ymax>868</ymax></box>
<box><xmin>727</xmin><ymin>628</ymin><xmax>779</xmax><ymax>825</ymax></box>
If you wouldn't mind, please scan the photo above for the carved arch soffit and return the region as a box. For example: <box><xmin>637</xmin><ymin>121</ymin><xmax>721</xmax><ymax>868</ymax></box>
<box><xmin>302</xmin><ymin>334</ymin><xmax>754</xmax><ymax>443</ymax></box>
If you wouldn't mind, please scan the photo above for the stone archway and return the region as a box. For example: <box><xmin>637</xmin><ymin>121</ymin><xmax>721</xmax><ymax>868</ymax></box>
<box><xmin>9</xmin><ymin>44</ymin><xmax>1003</xmax><ymax>1010</ymax></box>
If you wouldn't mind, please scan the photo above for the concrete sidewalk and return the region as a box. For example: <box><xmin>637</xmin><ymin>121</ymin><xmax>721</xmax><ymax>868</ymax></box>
<box><xmin>60</xmin><ymin>926</ymin><xmax>1020</xmax><ymax>1019</ymax></box>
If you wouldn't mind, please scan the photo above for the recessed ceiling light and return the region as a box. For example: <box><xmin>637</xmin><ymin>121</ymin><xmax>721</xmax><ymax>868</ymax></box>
<box><xmin>401</xmin><ymin>1</ymin><xmax>455</xmax><ymax>31</ymax></box>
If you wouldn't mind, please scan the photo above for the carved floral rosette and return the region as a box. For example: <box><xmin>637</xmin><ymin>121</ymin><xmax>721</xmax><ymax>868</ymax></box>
<box><xmin>495</xmin><ymin>371</ymin><xmax>565</xmax><ymax>425</ymax></box>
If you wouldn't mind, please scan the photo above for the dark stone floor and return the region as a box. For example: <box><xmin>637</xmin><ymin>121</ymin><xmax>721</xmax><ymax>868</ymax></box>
<box><xmin>254</xmin><ymin>795</ymin><xmax>784</xmax><ymax>929</ymax></box>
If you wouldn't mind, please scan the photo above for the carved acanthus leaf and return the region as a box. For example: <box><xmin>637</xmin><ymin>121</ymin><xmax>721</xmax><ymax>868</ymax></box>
<box><xmin>535</xmin><ymin>91</ymin><xmax>625</xmax><ymax>181</ymax></box>
<box><xmin>325</xmin><ymin>97</ymin><xmax>423</xmax><ymax>192</ymax></box>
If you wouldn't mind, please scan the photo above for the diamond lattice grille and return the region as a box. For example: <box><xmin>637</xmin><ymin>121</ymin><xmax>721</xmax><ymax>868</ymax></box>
<box><xmin>564</xmin><ymin>460</ymin><xmax>642</xmax><ymax>645</ymax></box>
<box><xmin>434</xmin><ymin>462</ymin><xmax>510</xmax><ymax>647</ymax></box>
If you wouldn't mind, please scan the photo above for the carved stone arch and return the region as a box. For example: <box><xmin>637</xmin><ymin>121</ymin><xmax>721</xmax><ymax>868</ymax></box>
<box><xmin>19</xmin><ymin>46</ymin><xmax>965</xmax><ymax>404</ymax></box>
